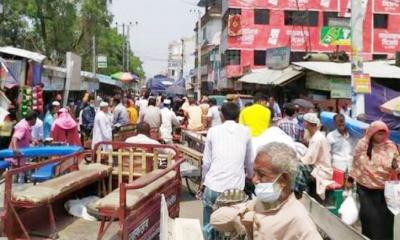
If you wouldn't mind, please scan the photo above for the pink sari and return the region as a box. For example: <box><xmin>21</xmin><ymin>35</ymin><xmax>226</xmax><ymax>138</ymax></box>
<box><xmin>350</xmin><ymin>121</ymin><xmax>399</xmax><ymax>189</ymax></box>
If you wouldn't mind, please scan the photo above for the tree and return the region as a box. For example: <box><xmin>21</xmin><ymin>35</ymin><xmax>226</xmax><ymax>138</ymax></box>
<box><xmin>0</xmin><ymin>0</ymin><xmax>145</xmax><ymax>78</ymax></box>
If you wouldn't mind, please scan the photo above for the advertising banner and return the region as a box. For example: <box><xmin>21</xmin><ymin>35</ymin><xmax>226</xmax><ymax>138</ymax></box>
<box><xmin>353</xmin><ymin>73</ymin><xmax>371</xmax><ymax>94</ymax></box>
<box><xmin>320</xmin><ymin>27</ymin><xmax>351</xmax><ymax>46</ymax></box>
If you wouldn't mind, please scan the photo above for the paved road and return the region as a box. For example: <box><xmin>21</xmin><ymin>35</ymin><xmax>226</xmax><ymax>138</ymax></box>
<box><xmin>180</xmin><ymin>184</ymin><xmax>203</xmax><ymax>225</ymax></box>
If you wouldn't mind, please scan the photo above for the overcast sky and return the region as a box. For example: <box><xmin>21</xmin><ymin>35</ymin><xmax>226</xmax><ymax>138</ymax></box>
<box><xmin>110</xmin><ymin>0</ymin><xmax>201</xmax><ymax>78</ymax></box>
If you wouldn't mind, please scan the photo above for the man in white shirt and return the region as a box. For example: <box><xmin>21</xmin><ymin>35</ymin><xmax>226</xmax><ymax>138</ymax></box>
<box><xmin>160</xmin><ymin>99</ymin><xmax>179</xmax><ymax>144</ymax></box>
<box><xmin>207</xmin><ymin>98</ymin><xmax>222</xmax><ymax>128</ymax></box>
<box><xmin>200</xmin><ymin>102</ymin><xmax>253</xmax><ymax>239</ymax></box>
<box><xmin>327</xmin><ymin>113</ymin><xmax>357</xmax><ymax>172</ymax></box>
<box><xmin>92</xmin><ymin>102</ymin><xmax>112</xmax><ymax>150</ymax></box>
<box><xmin>31</xmin><ymin>115</ymin><xmax>44</xmax><ymax>143</ymax></box>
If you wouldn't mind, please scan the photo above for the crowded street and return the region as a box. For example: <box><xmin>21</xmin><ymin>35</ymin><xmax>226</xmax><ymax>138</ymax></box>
<box><xmin>0</xmin><ymin>0</ymin><xmax>400</xmax><ymax>240</ymax></box>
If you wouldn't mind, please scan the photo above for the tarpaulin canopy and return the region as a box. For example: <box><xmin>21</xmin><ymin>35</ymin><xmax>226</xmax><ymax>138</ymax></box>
<box><xmin>0</xmin><ymin>46</ymin><xmax>46</xmax><ymax>63</ymax></box>
<box><xmin>111</xmin><ymin>72</ymin><xmax>138</xmax><ymax>83</ymax></box>
<box><xmin>293</xmin><ymin>61</ymin><xmax>400</xmax><ymax>79</ymax></box>
<box><xmin>146</xmin><ymin>75</ymin><xmax>175</xmax><ymax>95</ymax></box>
<box><xmin>238</xmin><ymin>66</ymin><xmax>303</xmax><ymax>85</ymax></box>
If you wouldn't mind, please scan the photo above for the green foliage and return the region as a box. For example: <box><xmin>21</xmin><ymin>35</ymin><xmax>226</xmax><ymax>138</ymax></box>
<box><xmin>0</xmin><ymin>0</ymin><xmax>145</xmax><ymax>78</ymax></box>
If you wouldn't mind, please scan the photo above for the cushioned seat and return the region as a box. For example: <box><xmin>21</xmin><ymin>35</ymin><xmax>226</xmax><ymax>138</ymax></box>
<box><xmin>12</xmin><ymin>163</ymin><xmax>112</xmax><ymax>204</ymax></box>
<box><xmin>31</xmin><ymin>162</ymin><xmax>58</xmax><ymax>182</ymax></box>
<box><xmin>95</xmin><ymin>170</ymin><xmax>176</xmax><ymax>210</ymax></box>
<box><xmin>0</xmin><ymin>160</ymin><xmax>10</xmax><ymax>170</ymax></box>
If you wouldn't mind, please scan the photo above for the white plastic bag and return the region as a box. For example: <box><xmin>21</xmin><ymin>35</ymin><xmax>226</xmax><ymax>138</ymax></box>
<box><xmin>384</xmin><ymin>180</ymin><xmax>400</xmax><ymax>215</ymax></box>
<box><xmin>338</xmin><ymin>193</ymin><xmax>359</xmax><ymax>225</ymax></box>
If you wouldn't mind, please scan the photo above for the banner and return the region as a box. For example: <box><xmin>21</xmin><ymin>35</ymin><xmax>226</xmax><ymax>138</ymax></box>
<box><xmin>320</xmin><ymin>27</ymin><xmax>351</xmax><ymax>46</ymax></box>
<box><xmin>228</xmin><ymin>15</ymin><xmax>242</xmax><ymax>37</ymax></box>
<box><xmin>353</xmin><ymin>73</ymin><xmax>371</xmax><ymax>94</ymax></box>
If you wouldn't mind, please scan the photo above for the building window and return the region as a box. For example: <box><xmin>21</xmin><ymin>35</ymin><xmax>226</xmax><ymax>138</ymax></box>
<box><xmin>323</xmin><ymin>12</ymin><xmax>338</xmax><ymax>26</ymax></box>
<box><xmin>374</xmin><ymin>14</ymin><xmax>388</xmax><ymax>29</ymax></box>
<box><xmin>373</xmin><ymin>54</ymin><xmax>387</xmax><ymax>60</ymax></box>
<box><xmin>254</xmin><ymin>50</ymin><xmax>266</xmax><ymax>66</ymax></box>
<box><xmin>284</xmin><ymin>11</ymin><xmax>319</xmax><ymax>26</ymax></box>
<box><xmin>224</xmin><ymin>50</ymin><xmax>241</xmax><ymax>66</ymax></box>
<box><xmin>223</xmin><ymin>8</ymin><xmax>242</xmax><ymax>28</ymax></box>
<box><xmin>254</xmin><ymin>9</ymin><xmax>270</xmax><ymax>25</ymax></box>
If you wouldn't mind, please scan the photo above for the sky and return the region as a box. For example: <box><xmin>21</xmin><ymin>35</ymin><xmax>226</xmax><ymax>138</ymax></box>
<box><xmin>110</xmin><ymin>0</ymin><xmax>202</xmax><ymax>79</ymax></box>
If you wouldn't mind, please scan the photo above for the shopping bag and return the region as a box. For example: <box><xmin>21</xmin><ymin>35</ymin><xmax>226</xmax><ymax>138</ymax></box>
<box><xmin>384</xmin><ymin>180</ymin><xmax>400</xmax><ymax>215</ymax></box>
<box><xmin>338</xmin><ymin>192</ymin><xmax>359</xmax><ymax>225</ymax></box>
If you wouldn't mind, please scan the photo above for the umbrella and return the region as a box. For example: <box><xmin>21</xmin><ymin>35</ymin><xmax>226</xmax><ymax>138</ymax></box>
<box><xmin>111</xmin><ymin>72</ymin><xmax>138</xmax><ymax>83</ymax></box>
<box><xmin>380</xmin><ymin>96</ymin><xmax>400</xmax><ymax>117</ymax></box>
<box><xmin>292</xmin><ymin>98</ymin><xmax>314</xmax><ymax>109</ymax></box>
<box><xmin>165</xmin><ymin>85</ymin><xmax>187</xmax><ymax>96</ymax></box>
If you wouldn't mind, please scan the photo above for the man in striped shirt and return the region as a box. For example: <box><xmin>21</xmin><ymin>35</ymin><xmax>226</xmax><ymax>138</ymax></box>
<box><xmin>200</xmin><ymin>102</ymin><xmax>253</xmax><ymax>239</ymax></box>
<box><xmin>278</xmin><ymin>103</ymin><xmax>301</xmax><ymax>141</ymax></box>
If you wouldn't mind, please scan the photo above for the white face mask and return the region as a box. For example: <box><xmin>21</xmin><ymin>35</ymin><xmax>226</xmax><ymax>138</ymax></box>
<box><xmin>254</xmin><ymin>174</ymin><xmax>282</xmax><ymax>203</ymax></box>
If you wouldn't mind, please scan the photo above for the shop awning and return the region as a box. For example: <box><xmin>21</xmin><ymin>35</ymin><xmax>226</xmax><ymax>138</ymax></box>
<box><xmin>97</xmin><ymin>74</ymin><xmax>124</xmax><ymax>88</ymax></box>
<box><xmin>0</xmin><ymin>46</ymin><xmax>46</xmax><ymax>63</ymax></box>
<box><xmin>293</xmin><ymin>61</ymin><xmax>400</xmax><ymax>79</ymax></box>
<box><xmin>238</xmin><ymin>66</ymin><xmax>303</xmax><ymax>85</ymax></box>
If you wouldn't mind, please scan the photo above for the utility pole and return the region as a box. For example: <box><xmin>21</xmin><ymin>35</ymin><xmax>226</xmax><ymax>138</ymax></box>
<box><xmin>191</xmin><ymin>9</ymin><xmax>202</xmax><ymax>101</ymax></box>
<box><xmin>92</xmin><ymin>35</ymin><xmax>96</xmax><ymax>95</ymax></box>
<box><xmin>122</xmin><ymin>23</ymin><xmax>126</xmax><ymax>71</ymax></box>
<box><xmin>350</xmin><ymin>0</ymin><xmax>366</xmax><ymax>117</ymax></box>
<box><xmin>181</xmin><ymin>38</ymin><xmax>185</xmax><ymax>79</ymax></box>
<box><xmin>127</xmin><ymin>27</ymin><xmax>130</xmax><ymax>72</ymax></box>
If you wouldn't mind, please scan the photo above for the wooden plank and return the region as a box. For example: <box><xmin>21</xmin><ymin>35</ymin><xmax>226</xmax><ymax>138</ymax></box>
<box><xmin>129</xmin><ymin>151</ymin><xmax>134</xmax><ymax>183</ymax></box>
<box><xmin>301</xmin><ymin>193</ymin><xmax>369</xmax><ymax>240</ymax></box>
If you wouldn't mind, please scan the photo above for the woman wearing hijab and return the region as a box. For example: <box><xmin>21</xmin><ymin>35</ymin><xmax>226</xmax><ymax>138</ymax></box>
<box><xmin>51</xmin><ymin>108</ymin><xmax>81</xmax><ymax>146</ymax></box>
<box><xmin>350</xmin><ymin>121</ymin><xmax>399</xmax><ymax>239</ymax></box>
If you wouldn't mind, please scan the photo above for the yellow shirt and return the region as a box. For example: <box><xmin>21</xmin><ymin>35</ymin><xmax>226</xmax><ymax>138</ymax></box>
<box><xmin>239</xmin><ymin>104</ymin><xmax>271</xmax><ymax>137</ymax></box>
<box><xmin>127</xmin><ymin>107</ymin><xmax>138</xmax><ymax>124</ymax></box>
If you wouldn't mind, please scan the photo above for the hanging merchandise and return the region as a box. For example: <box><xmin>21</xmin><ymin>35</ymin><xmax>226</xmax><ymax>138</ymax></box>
<box><xmin>32</xmin><ymin>85</ymin><xmax>43</xmax><ymax>113</ymax></box>
<box><xmin>228</xmin><ymin>14</ymin><xmax>242</xmax><ymax>37</ymax></box>
<box><xmin>21</xmin><ymin>87</ymin><xmax>33</xmax><ymax>116</ymax></box>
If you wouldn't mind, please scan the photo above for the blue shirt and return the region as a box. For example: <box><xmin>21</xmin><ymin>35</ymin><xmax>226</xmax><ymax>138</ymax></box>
<box><xmin>43</xmin><ymin>111</ymin><xmax>54</xmax><ymax>139</ymax></box>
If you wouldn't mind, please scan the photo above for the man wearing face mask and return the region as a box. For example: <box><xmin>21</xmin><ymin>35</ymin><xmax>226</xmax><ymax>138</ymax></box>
<box><xmin>211</xmin><ymin>142</ymin><xmax>322</xmax><ymax>240</ymax></box>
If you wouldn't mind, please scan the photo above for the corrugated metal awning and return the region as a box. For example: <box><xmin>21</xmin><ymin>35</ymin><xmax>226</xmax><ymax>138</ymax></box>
<box><xmin>293</xmin><ymin>61</ymin><xmax>400</xmax><ymax>79</ymax></box>
<box><xmin>0</xmin><ymin>46</ymin><xmax>46</xmax><ymax>63</ymax></box>
<box><xmin>238</xmin><ymin>66</ymin><xmax>303</xmax><ymax>85</ymax></box>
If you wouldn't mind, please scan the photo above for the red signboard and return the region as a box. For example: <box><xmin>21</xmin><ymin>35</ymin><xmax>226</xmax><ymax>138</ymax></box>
<box><xmin>374</xmin><ymin>0</ymin><xmax>400</xmax><ymax>12</ymax></box>
<box><xmin>374</xmin><ymin>30</ymin><xmax>400</xmax><ymax>52</ymax></box>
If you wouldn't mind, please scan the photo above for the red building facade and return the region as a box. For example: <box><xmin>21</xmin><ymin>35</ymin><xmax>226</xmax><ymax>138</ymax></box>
<box><xmin>220</xmin><ymin>0</ymin><xmax>400</xmax><ymax>81</ymax></box>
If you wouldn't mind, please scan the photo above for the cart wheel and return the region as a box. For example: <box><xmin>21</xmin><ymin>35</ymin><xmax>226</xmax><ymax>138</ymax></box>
<box><xmin>185</xmin><ymin>176</ymin><xmax>201</xmax><ymax>197</ymax></box>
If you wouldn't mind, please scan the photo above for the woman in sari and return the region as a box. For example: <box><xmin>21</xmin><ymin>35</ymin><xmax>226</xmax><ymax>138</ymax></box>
<box><xmin>350</xmin><ymin>121</ymin><xmax>399</xmax><ymax>239</ymax></box>
<box><xmin>51</xmin><ymin>108</ymin><xmax>81</xmax><ymax>146</ymax></box>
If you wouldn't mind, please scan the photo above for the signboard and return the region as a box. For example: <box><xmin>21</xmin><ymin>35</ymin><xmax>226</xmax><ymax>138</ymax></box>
<box><xmin>328</xmin><ymin>17</ymin><xmax>350</xmax><ymax>28</ymax></box>
<box><xmin>353</xmin><ymin>73</ymin><xmax>371</xmax><ymax>94</ymax></box>
<box><xmin>320</xmin><ymin>27</ymin><xmax>351</xmax><ymax>46</ymax></box>
<box><xmin>266</xmin><ymin>47</ymin><xmax>290</xmax><ymax>70</ymax></box>
<box><xmin>97</xmin><ymin>55</ymin><xmax>107</xmax><ymax>69</ymax></box>
<box><xmin>330</xmin><ymin>78</ymin><xmax>351</xmax><ymax>98</ymax></box>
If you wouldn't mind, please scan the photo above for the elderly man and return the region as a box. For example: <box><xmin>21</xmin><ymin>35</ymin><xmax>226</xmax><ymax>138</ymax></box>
<box><xmin>201</xmin><ymin>102</ymin><xmax>253</xmax><ymax>239</ymax></box>
<box><xmin>92</xmin><ymin>102</ymin><xmax>112</xmax><ymax>150</ymax></box>
<box><xmin>296</xmin><ymin>113</ymin><xmax>333</xmax><ymax>200</ymax></box>
<box><xmin>211</xmin><ymin>142</ymin><xmax>322</xmax><ymax>239</ymax></box>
